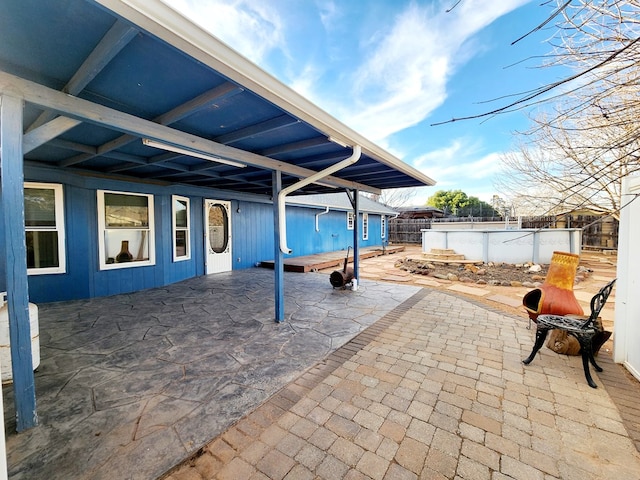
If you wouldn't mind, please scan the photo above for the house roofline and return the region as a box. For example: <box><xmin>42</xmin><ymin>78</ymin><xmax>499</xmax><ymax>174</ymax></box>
<box><xmin>95</xmin><ymin>0</ymin><xmax>436</xmax><ymax>188</ymax></box>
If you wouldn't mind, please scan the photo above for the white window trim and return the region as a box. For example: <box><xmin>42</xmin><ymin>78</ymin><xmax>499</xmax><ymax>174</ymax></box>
<box><xmin>347</xmin><ymin>211</ymin><xmax>354</xmax><ymax>230</ymax></box>
<box><xmin>172</xmin><ymin>195</ymin><xmax>191</xmax><ymax>261</ymax></box>
<box><xmin>25</xmin><ymin>182</ymin><xmax>66</xmax><ymax>275</ymax></box>
<box><xmin>97</xmin><ymin>190</ymin><xmax>155</xmax><ymax>270</ymax></box>
<box><xmin>362</xmin><ymin>213</ymin><xmax>369</xmax><ymax>240</ymax></box>
<box><xmin>381</xmin><ymin>215</ymin><xmax>386</xmax><ymax>239</ymax></box>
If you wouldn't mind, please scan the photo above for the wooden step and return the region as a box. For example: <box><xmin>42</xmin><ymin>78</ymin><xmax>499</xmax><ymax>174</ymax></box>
<box><xmin>429</xmin><ymin>248</ymin><xmax>457</xmax><ymax>255</ymax></box>
<box><xmin>422</xmin><ymin>253</ymin><xmax>466</xmax><ymax>262</ymax></box>
<box><xmin>422</xmin><ymin>248</ymin><xmax>466</xmax><ymax>262</ymax></box>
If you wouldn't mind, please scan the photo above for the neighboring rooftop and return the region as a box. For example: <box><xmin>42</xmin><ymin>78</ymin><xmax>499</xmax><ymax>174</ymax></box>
<box><xmin>395</xmin><ymin>206</ymin><xmax>445</xmax><ymax>218</ymax></box>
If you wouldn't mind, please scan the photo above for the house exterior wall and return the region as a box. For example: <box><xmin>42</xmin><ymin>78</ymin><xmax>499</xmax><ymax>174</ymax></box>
<box><xmin>0</xmin><ymin>168</ymin><xmax>386</xmax><ymax>304</ymax></box>
<box><xmin>284</xmin><ymin>206</ymin><xmax>385</xmax><ymax>257</ymax></box>
<box><xmin>0</xmin><ymin>167</ymin><xmax>275</xmax><ymax>303</ymax></box>
<box><xmin>233</xmin><ymin>201</ymin><xmax>275</xmax><ymax>269</ymax></box>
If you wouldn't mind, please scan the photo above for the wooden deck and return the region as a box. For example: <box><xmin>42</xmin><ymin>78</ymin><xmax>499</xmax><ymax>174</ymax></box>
<box><xmin>259</xmin><ymin>245</ymin><xmax>406</xmax><ymax>273</ymax></box>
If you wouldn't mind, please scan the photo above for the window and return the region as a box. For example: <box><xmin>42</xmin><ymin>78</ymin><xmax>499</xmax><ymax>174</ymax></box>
<box><xmin>381</xmin><ymin>215</ymin><xmax>386</xmax><ymax>239</ymax></box>
<box><xmin>362</xmin><ymin>213</ymin><xmax>369</xmax><ymax>240</ymax></box>
<box><xmin>172</xmin><ymin>195</ymin><xmax>190</xmax><ymax>261</ymax></box>
<box><xmin>97</xmin><ymin>190</ymin><xmax>155</xmax><ymax>269</ymax></box>
<box><xmin>347</xmin><ymin>211</ymin><xmax>354</xmax><ymax>230</ymax></box>
<box><xmin>24</xmin><ymin>182</ymin><xmax>65</xmax><ymax>274</ymax></box>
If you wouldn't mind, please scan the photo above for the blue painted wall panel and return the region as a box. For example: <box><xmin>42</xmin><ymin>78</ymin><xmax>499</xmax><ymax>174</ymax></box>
<box><xmin>0</xmin><ymin>194</ymin><xmax>6</xmax><ymax>293</ymax></box>
<box><xmin>232</xmin><ymin>201</ymin><xmax>274</xmax><ymax>268</ymax></box>
<box><xmin>192</xmin><ymin>197</ymin><xmax>205</xmax><ymax>277</ymax></box>
<box><xmin>11</xmin><ymin>171</ymin><xmax>285</xmax><ymax>302</ymax></box>
<box><xmin>26</xmin><ymin>184</ymin><xmax>93</xmax><ymax>302</ymax></box>
<box><xmin>4</xmin><ymin>169</ymin><xmax>229</xmax><ymax>302</ymax></box>
<box><xmin>2</xmin><ymin>166</ymin><xmax>386</xmax><ymax>303</ymax></box>
<box><xmin>284</xmin><ymin>207</ymin><xmax>385</xmax><ymax>257</ymax></box>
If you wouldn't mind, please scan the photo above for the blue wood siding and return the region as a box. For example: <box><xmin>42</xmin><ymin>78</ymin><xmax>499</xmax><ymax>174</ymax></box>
<box><xmin>0</xmin><ymin>166</ymin><xmax>387</xmax><ymax>303</ymax></box>
<box><xmin>232</xmin><ymin>201</ymin><xmax>274</xmax><ymax>269</ymax></box>
<box><xmin>0</xmin><ymin>167</ymin><xmax>277</xmax><ymax>303</ymax></box>
<box><xmin>27</xmin><ymin>184</ymin><xmax>93</xmax><ymax>301</ymax></box>
<box><xmin>0</xmin><ymin>196</ymin><xmax>5</xmax><ymax>292</ymax></box>
<box><xmin>284</xmin><ymin>207</ymin><xmax>385</xmax><ymax>257</ymax></box>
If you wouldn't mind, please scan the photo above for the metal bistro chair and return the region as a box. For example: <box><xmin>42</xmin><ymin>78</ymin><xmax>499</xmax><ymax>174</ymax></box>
<box><xmin>522</xmin><ymin>278</ymin><xmax>616</xmax><ymax>388</ymax></box>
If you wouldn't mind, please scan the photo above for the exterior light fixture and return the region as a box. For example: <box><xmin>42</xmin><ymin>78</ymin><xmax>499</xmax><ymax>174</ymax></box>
<box><xmin>142</xmin><ymin>138</ymin><xmax>246</xmax><ymax>168</ymax></box>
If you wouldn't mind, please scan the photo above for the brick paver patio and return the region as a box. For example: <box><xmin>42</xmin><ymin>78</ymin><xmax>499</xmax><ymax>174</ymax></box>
<box><xmin>165</xmin><ymin>289</ymin><xmax>640</xmax><ymax>480</ymax></box>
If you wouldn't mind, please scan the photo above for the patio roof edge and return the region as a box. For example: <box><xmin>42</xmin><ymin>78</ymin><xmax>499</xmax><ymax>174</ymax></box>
<box><xmin>93</xmin><ymin>0</ymin><xmax>437</xmax><ymax>189</ymax></box>
<box><xmin>0</xmin><ymin>69</ymin><xmax>381</xmax><ymax>194</ymax></box>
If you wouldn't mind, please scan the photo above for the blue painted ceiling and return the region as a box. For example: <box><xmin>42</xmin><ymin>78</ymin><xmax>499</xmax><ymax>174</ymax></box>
<box><xmin>0</xmin><ymin>0</ymin><xmax>435</xmax><ymax>197</ymax></box>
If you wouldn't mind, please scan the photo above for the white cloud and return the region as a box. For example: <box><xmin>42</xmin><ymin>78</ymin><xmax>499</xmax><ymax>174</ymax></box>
<box><xmin>164</xmin><ymin>0</ymin><xmax>286</xmax><ymax>65</ymax></box>
<box><xmin>413</xmin><ymin>139</ymin><xmax>471</xmax><ymax>169</ymax></box>
<box><xmin>164</xmin><ymin>0</ymin><xmax>530</xmax><ymax>147</ymax></box>
<box><xmin>439</xmin><ymin>152</ymin><xmax>504</xmax><ymax>181</ymax></box>
<box><xmin>318</xmin><ymin>0</ymin><xmax>529</xmax><ymax>142</ymax></box>
<box><xmin>316</xmin><ymin>0</ymin><xmax>339</xmax><ymax>30</ymax></box>
<box><xmin>411</xmin><ymin>138</ymin><xmax>505</xmax><ymax>199</ymax></box>
<box><xmin>288</xmin><ymin>63</ymin><xmax>323</xmax><ymax>102</ymax></box>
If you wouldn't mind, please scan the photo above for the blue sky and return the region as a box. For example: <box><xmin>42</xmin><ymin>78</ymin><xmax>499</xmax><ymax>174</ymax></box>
<box><xmin>165</xmin><ymin>0</ymin><xmax>557</xmax><ymax>206</ymax></box>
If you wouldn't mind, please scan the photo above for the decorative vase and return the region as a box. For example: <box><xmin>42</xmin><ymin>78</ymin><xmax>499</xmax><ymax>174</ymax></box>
<box><xmin>523</xmin><ymin>251</ymin><xmax>584</xmax><ymax>322</ymax></box>
<box><xmin>116</xmin><ymin>240</ymin><xmax>133</xmax><ymax>263</ymax></box>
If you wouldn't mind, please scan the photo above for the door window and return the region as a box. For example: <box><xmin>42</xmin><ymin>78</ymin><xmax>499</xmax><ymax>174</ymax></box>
<box><xmin>208</xmin><ymin>203</ymin><xmax>228</xmax><ymax>253</ymax></box>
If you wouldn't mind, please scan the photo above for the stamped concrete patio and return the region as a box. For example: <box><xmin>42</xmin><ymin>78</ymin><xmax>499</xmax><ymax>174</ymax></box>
<box><xmin>2</xmin><ymin>268</ymin><xmax>420</xmax><ymax>479</ymax></box>
<box><xmin>5</xmin><ymin>248</ymin><xmax>639</xmax><ymax>480</ymax></box>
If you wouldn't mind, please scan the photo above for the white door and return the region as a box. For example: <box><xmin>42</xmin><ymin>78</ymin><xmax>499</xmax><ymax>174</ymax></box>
<box><xmin>615</xmin><ymin>176</ymin><xmax>640</xmax><ymax>380</ymax></box>
<box><xmin>205</xmin><ymin>200</ymin><xmax>232</xmax><ymax>274</ymax></box>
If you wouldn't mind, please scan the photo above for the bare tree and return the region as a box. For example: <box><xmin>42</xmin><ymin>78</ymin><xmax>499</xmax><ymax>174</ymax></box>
<box><xmin>494</xmin><ymin>1</ymin><xmax>640</xmax><ymax>218</ymax></box>
<box><xmin>364</xmin><ymin>187</ymin><xmax>417</xmax><ymax>208</ymax></box>
<box><xmin>497</xmin><ymin>74</ymin><xmax>640</xmax><ymax>219</ymax></box>
<box><xmin>436</xmin><ymin>1</ymin><xmax>640</xmax><ymax>124</ymax></box>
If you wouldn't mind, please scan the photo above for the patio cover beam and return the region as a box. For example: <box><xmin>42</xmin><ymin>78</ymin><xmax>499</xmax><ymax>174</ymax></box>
<box><xmin>59</xmin><ymin>81</ymin><xmax>243</xmax><ymax>168</ymax></box>
<box><xmin>23</xmin><ymin>116</ymin><xmax>82</xmax><ymax>154</ymax></box>
<box><xmin>26</xmin><ymin>18</ymin><xmax>139</xmax><ymax>133</ymax></box>
<box><xmin>95</xmin><ymin>0</ymin><xmax>436</xmax><ymax>189</ymax></box>
<box><xmin>0</xmin><ymin>70</ymin><xmax>380</xmax><ymax>194</ymax></box>
<box><xmin>213</xmin><ymin>114</ymin><xmax>299</xmax><ymax>145</ymax></box>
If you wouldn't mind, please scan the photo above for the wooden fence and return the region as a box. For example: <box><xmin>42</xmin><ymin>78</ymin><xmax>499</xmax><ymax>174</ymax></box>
<box><xmin>388</xmin><ymin>215</ymin><xmax>618</xmax><ymax>249</ymax></box>
<box><xmin>387</xmin><ymin>218</ymin><xmax>430</xmax><ymax>244</ymax></box>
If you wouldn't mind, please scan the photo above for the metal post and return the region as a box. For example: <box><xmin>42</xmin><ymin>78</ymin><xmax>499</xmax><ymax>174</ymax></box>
<box><xmin>1</xmin><ymin>94</ymin><xmax>38</xmax><ymax>431</ymax></box>
<box><xmin>353</xmin><ymin>189</ymin><xmax>360</xmax><ymax>283</ymax></box>
<box><xmin>272</xmin><ymin>171</ymin><xmax>284</xmax><ymax>322</ymax></box>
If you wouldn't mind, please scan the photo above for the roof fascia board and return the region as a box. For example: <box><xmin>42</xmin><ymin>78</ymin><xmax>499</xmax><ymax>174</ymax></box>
<box><xmin>0</xmin><ymin>69</ymin><xmax>381</xmax><ymax>194</ymax></box>
<box><xmin>94</xmin><ymin>0</ymin><xmax>436</xmax><ymax>187</ymax></box>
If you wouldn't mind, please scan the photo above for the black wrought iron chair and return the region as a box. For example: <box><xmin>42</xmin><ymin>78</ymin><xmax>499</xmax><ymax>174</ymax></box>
<box><xmin>522</xmin><ymin>278</ymin><xmax>616</xmax><ymax>388</ymax></box>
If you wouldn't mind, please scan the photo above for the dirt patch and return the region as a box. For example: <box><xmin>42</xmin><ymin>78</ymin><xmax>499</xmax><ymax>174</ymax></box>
<box><xmin>396</xmin><ymin>258</ymin><xmax>592</xmax><ymax>287</ymax></box>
